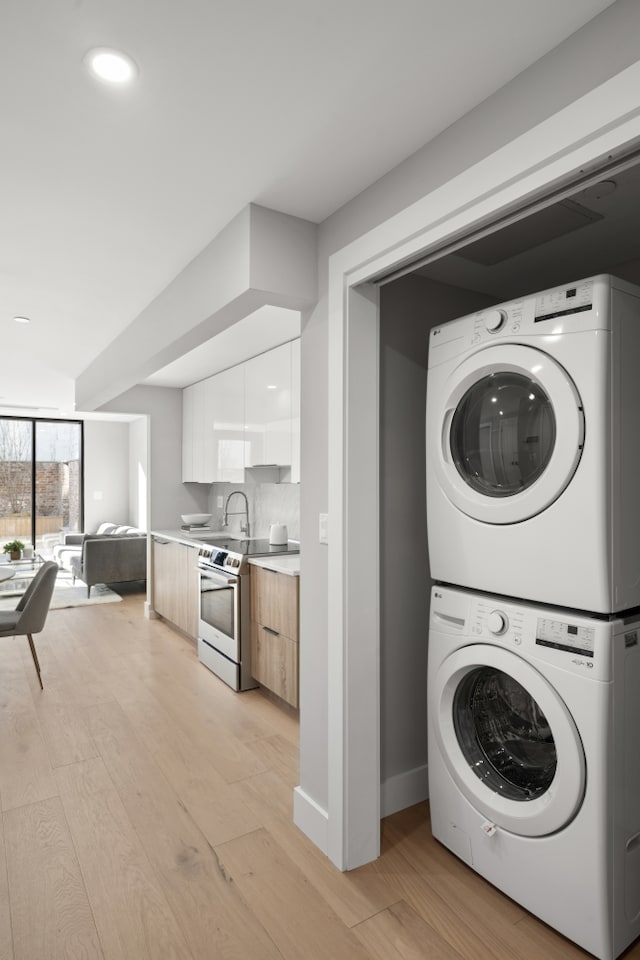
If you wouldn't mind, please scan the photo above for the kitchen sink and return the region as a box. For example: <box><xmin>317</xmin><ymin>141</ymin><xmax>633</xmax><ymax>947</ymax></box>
<box><xmin>186</xmin><ymin>531</ymin><xmax>250</xmax><ymax>544</ymax></box>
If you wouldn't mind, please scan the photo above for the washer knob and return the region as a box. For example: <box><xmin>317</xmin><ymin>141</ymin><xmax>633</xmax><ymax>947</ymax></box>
<box><xmin>484</xmin><ymin>309</ymin><xmax>506</xmax><ymax>333</ymax></box>
<box><xmin>487</xmin><ymin>610</ymin><xmax>508</xmax><ymax>635</ymax></box>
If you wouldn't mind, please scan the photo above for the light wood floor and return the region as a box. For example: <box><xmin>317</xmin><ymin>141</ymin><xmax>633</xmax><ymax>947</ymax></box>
<box><xmin>0</xmin><ymin>590</ymin><xmax>637</xmax><ymax>960</ymax></box>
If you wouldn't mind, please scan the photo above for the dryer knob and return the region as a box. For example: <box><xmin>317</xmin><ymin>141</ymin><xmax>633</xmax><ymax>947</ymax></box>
<box><xmin>487</xmin><ymin>610</ymin><xmax>508</xmax><ymax>635</ymax></box>
<box><xmin>484</xmin><ymin>309</ymin><xmax>506</xmax><ymax>332</ymax></box>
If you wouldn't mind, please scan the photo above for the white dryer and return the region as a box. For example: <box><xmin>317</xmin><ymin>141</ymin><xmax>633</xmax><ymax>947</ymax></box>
<box><xmin>427</xmin><ymin>584</ymin><xmax>640</xmax><ymax>960</ymax></box>
<box><xmin>426</xmin><ymin>274</ymin><xmax>640</xmax><ymax>613</ymax></box>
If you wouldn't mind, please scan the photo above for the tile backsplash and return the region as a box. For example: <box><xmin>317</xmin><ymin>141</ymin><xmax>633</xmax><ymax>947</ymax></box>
<box><xmin>208</xmin><ymin>482</ymin><xmax>300</xmax><ymax>541</ymax></box>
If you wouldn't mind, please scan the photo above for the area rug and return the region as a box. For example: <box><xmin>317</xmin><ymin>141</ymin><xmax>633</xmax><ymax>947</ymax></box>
<box><xmin>0</xmin><ymin>567</ymin><xmax>122</xmax><ymax>611</ymax></box>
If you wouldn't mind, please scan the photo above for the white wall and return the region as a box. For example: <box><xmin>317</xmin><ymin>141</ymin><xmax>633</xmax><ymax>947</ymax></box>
<box><xmin>378</xmin><ymin>275</ymin><xmax>496</xmax><ymax>814</ymax></box>
<box><xmin>297</xmin><ymin>0</ymin><xmax>640</xmax><ymax>818</ymax></box>
<box><xmin>100</xmin><ymin>385</ymin><xmax>209</xmax><ymax>529</ymax></box>
<box><xmin>76</xmin><ymin>206</ymin><xmax>316</xmax><ymax>411</ymax></box>
<box><xmin>129</xmin><ymin>416</ymin><xmax>149</xmax><ymax>531</ymax></box>
<box><xmin>83</xmin><ymin>420</ymin><xmax>130</xmax><ymax>532</ymax></box>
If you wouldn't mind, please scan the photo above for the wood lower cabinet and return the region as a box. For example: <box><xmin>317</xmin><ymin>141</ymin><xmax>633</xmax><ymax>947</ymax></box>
<box><xmin>152</xmin><ymin>537</ymin><xmax>199</xmax><ymax>639</ymax></box>
<box><xmin>250</xmin><ymin>565</ymin><xmax>299</xmax><ymax>707</ymax></box>
<box><xmin>251</xmin><ymin>623</ymin><xmax>298</xmax><ymax>706</ymax></box>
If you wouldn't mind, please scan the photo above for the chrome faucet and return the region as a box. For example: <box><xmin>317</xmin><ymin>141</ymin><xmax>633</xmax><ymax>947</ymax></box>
<box><xmin>223</xmin><ymin>490</ymin><xmax>250</xmax><ymax>537</ymax></box>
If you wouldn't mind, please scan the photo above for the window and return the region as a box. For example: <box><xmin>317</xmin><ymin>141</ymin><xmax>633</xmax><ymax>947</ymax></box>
<box><xmin>0</xmin><ymin>417</ymin><xmax>83</xmax><ymax>556</ymax></box>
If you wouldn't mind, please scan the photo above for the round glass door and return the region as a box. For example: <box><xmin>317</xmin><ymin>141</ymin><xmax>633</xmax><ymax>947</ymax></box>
<box><xmin>453</xmin><ymin>667</ymin><xmax>557</xmax><ymax>802</ymax></box>
<box><xmin>451</xmin><ymin>372</ymin><xmax>556</xmax><ymax>498</ymax></box>
<box><xmin>432</xmin><ymin>645</ymin><xmax>585</xmax><ymax>836</ymax></box>
<box><xmin>433</xmin><ymin>344</ymin><xmax>584</xmax><ymax>524</ymax></box>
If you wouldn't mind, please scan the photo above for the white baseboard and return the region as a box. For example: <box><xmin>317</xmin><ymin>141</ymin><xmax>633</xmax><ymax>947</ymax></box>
<box><xmin>380</xmin><ymin>764</ymin><xmax>429</xmax><ymax>818</ymax></box>
<box><xmin>293</xmin><ymin>786</ymin><xmax>328</xmax><ymax>855</ymax></box>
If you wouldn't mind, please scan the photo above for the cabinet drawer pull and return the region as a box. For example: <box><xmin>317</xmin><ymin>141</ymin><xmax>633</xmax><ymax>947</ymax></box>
<box><xmin>263</xmin><ymin>626</ymin><xmax>279</xmax><ymax>636</ymax></box>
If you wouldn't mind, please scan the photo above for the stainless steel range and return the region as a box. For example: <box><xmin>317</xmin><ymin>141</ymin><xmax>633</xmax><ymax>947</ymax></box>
<box><xmin>196</xmin><ymin>538</ymin><xmax>299</xmax><ymax>691</ymax></box>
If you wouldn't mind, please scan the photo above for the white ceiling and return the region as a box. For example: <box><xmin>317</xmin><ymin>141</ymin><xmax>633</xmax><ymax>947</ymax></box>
<box><xmin>0</xmin><ymin>0</ymin><xmax>616</xmax><ymax>411</ymax></box>
<box><xmin>415</xmin><ymin>161</ymin><xmax>640</xmax><ymax>299</ymax></box>
<box><xmin>145</xmin><ymin>304</ymin><xmax>301</xmax><ymax>387</ymax></box>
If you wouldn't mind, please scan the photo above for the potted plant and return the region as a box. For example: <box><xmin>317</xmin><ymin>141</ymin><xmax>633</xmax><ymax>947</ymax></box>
<box><xmin>3</xmin><ymin>540</ymin><xmax>24</xmax><ymax>561</ymax></box>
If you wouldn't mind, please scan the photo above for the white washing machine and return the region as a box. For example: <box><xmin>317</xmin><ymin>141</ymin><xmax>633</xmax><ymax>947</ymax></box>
<box><xmin>426</xmin><ymin>274</ymin><xmax>640</xmax><ymax>613</ymax></box>
<box><xmin>427</xmin><ymin>584</ymin><xmax>640</xmax><ymax>960</ymax></box>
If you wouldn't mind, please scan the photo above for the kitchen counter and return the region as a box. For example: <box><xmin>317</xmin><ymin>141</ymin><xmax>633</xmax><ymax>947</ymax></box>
<box><xmin>152</xmin><ymin>529</ymin><xmax>300</xmax><ymax>558</ymax></box>
<box><xmin>152</xmin><ymin>528</ymin><xmax>226</xmax><ymax>548</ymax></box>
<box><xmin>248</xmin><ymin>555</ymin><xmax>300</xmax><ymax>577</ymax></box>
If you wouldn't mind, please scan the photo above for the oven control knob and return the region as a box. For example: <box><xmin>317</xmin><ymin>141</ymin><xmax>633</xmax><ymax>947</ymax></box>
<box><xmin>484</xmin><ymin>309</ymin><xmax>506</xmax><ymax>333</ymax></box>
<box><xmin>487</xmin><ymin>610</ymin><xmax>508</xmax><ymax>635</ymax></box>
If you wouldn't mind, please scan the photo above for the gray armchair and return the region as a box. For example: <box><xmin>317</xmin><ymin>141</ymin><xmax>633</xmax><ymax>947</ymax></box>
<box><xmin>70</xmin><ymin>534</ymin><xmax>147</xmax><ymax>597</ymax></box>
<box><xmin>0</xmin><ymin>561</ymin><xmax>58</xmax><ymax>689</ymax></box>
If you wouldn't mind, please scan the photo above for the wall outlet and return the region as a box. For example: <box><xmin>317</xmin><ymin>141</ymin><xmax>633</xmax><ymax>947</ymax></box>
<box><xmin>319</xmin><ymin>513</ymin><xmax>328</xmax><ymax>544</ymax></box>
<box><xmin>216</xmin><ymin>496</ymin><xmax>223</xmax><ymax>508</ymax></box>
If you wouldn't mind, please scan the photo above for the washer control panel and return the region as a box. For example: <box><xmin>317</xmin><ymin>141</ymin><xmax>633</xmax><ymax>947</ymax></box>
<box><xmin>430</xmin><ymin>585</ymin><xmax>635</xmax><ymax>682</ymax></box>
<box><xmin>487</xmin><ymin>610</ymin><xmax>509</xmax><ymax>635</ymax></box>
<box><xmin>471</xmin><ymin>599</ymin><xmax>524</xmax><ymax>647</ymax></box>
<box><xmin>535</xmin><ymin>618</ymin><xmax>595</xmax><ymax>658</ymax></box>
<box><xmin>468</xmin><ymin>596</ymin><xmax>600</xmax><ymax>670</ymax></box>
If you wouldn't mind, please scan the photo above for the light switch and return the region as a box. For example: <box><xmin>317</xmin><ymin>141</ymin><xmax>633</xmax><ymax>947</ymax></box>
<box><xmin>319</xmin><ymin>513</ymin><xmax>328</xmax><ymax>544</ymax></box>
<box><xmin>217</xmin><ymin>496</ymin><xmax>223</xmax><ymax>508</ymax></box>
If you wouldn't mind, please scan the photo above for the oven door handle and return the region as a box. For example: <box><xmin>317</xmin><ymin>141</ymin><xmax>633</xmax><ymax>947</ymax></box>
<box><xmin>199</xmin><ymin>572</ymin><xmax>238</xmax><ymax>587</ymax></box>
<box><xmin>202</xmin><ymin>582</ymin><xmax>236</xmax><ymax>591</ymax></box>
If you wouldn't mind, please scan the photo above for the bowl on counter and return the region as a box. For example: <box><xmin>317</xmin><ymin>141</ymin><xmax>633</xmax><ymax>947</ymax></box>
<box><xmin>181</xmin><ymin>513</ymin><xmax>212</xmax><ymax>526</ymax></box>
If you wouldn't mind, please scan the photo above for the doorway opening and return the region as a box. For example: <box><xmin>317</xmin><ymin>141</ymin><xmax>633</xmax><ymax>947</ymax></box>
<box><xmin>323</xmin><ymin>81</ymin><xmax>640</xmax><ymax>870</ymax></box>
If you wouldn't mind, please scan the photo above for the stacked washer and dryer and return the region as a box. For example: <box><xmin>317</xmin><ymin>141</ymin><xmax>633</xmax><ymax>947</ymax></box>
<box><xmin>425</xmin><ymin>275</ymin><xmax>640</xmax><ymax>960</ymax></box>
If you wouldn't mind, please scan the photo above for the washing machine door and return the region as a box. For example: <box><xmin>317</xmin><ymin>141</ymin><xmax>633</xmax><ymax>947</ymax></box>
<box><xmin>434</xmin><ymin>344</ymin><xmax>585</xmax><ymax>524</ymax></box>
<box><xmin>432</xmin><ymin>644</ymin><xmax>585</xmax><ymax>837</ymax></box>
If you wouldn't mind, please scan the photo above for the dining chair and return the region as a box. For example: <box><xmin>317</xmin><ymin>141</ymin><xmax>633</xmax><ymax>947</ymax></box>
<box><xmin>0</xmin><ymin>561</ymin><xmax>58</xmax><ymax>689</ymax></box>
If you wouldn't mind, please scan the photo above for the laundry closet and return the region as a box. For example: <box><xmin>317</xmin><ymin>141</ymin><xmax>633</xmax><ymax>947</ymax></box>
<box><xmin>377</xmin><ymin>159</ymin><xmax>640</xmax><ymax>814</ymax></box>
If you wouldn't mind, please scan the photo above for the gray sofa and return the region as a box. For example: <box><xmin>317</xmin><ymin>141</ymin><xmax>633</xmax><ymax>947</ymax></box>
<box><xmin>53</xmin><ymin>523</ymin><xmax>147</xmax><ymax>597</ymax></box>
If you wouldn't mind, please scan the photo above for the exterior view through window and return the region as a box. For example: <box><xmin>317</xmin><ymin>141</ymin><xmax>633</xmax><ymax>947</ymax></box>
<box><xmin>0</xmin><ymin>418</ymin><xmax>83</xmax><ymax>559</ymax></box>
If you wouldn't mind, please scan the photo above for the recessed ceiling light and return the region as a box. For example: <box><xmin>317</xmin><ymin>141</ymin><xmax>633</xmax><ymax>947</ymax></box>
<box><xmin>267</xmin><ymin>384</ymin><xmax>278</xmax><ymax>390</ymax></box>
<box><xmin>13</xmin><ymin>316</ymin><xmax>30</xmax><ymax>324</ymax></box>
<box><xmin>84</xmin><ymin>47</ymin><xmax>138</xmax><ymax>84</ymax></box>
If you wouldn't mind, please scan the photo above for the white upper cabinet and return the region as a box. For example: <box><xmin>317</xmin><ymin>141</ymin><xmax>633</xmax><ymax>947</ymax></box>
<box><xmin>245</xmin><ymin>343</ymin><xmax>293</xmax><ymax>468</ymax></box>
<box><xmin>182</xmin><ymin>339</ymin><xmax>300</xmax><ymax>484</ymax></box>
<box><xmin>182</xmin><ymin>380</ymin><xmax>207</xmax><ymax>482</ymax></box>
<box><xmin>209</xmin><ymin>363</ymin><xmax>246</xmax><ymax>482</ymax></box>
<box><xmin>182</xmin><ymin>382</ymin><xmax>196</xmax><ymax>482</ymax></box>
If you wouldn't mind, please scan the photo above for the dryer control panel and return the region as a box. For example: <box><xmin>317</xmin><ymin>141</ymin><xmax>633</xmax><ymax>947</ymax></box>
<box><xmin>534</xmin><ymin>279</ymin><xmax>593</xmax><ymax>324</ymax></box>
<box><xmin>427</xmin><ymin>275</ymin><xmax>612</xmax><ymax>367</ymax></box>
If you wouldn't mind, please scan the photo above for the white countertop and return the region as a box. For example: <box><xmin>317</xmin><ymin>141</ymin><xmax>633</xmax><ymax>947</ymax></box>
<box><xmin>248</xmin><ymin>555</ymin><xmax>300</xmax><ymax>576</ymax></box>
<box><xmin>152</xmin><ymin>528</ymin><xmax>227</xmax><ymax>548</ymax></box>
<box><xmin>152</xmin><ymin>531</ymin><xmax>300</xmax><ymax>572</ymax></box>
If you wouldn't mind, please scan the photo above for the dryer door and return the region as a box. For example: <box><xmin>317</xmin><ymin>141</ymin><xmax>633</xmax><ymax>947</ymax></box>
<box><xmin>432</xmin><ymin>644</ymin><xmax>585</xmax><ymax>837</ymax></box>
<box><xmin>433</xmin><ymin>344</ymin><xmax>584</xmax><ymax>524</ymax></box>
